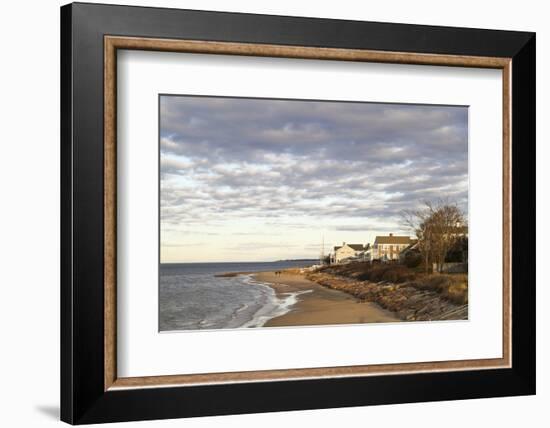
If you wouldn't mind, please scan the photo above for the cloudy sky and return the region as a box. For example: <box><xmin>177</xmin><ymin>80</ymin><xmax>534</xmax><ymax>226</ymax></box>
<box><xmin>160</xmin><ymin>95</ymin><xmax>468</xmax><ymax>263</ymax></box>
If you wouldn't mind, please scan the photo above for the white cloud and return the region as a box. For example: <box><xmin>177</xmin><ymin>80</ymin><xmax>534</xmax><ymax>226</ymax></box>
<box><xmin>159</xmin><ymin>95</ymin><xmax>468</xmax><ymax>262</ymax></box>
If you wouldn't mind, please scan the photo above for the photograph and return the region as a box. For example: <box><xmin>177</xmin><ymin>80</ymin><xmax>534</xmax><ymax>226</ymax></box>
<box><xmin>159</xmin><ymin>95</ymin><xmax>469</xmax><ymax>331</ymax></box>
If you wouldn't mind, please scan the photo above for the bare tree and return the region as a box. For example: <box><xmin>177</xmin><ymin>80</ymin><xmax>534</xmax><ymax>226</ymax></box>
<box><xmin>402</xmin><ymin>200</ymin><xmax>467</xmax><ymax>273</ymax></box>
<box><xmin>430</xmin><ymin>203</ymin><xmax>466</xmax><ymax>272</ymax></box>
<box><xmin>402</xmin><ymin>207</ymin><xmax>433</xmax><ymax>272</ymax></box>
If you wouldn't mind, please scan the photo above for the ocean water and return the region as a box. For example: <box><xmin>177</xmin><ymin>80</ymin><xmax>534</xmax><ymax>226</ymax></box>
<box><xmin>159</xmin><ymin>261</ymin><xmax>315</xmax><ymax>331</ymax></box>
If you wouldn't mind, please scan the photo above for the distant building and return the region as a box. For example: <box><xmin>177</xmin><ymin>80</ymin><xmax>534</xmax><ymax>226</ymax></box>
<box><xmin>371</xmin><ymin>234</ymin><xmax>413</xmax><ymax>262</ymax></box>
<box><xmin>331</xmin><ymin>243</ymin><xmax>366</xmax><ymax>264</ymax></box>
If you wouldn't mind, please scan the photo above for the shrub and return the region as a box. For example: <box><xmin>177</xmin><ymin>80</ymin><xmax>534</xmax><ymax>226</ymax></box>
<box><xmin>411</xmin><ymin>274</ymin><xmax>468</xmax><ymax>304</ymax></box>
<box><xmin>442</xmin><ymin>283</ymin><xmax>468</xmax><ymax>305</ymax></box>
<box><xmin>353</xmin><ymin>264</ymin><xmax>415</xmax><ymax>283</ymax></box>
<box><xmin>403</xmin><ymin>251</ymin><xmax>422</xmax><ymax>268</ymax></box>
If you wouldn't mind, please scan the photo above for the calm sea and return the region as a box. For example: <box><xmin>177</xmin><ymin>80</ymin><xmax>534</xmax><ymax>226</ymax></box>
<box><xmin>159</xmin><ymin>261</ymin><xmax>316</xmax><ymax>331</ymax></box>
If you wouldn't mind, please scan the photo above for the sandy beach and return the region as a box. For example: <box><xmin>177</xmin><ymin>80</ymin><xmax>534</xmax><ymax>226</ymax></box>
<box><xmin>253</xmin><ymin>270</ymin><xmax>399</xmax><ymax>327</ymax></box>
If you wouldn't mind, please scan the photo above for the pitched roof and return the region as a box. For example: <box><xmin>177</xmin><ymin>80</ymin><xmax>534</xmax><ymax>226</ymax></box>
<box><xmin>402</xmin><ymin>240</ymin><xmax>419</xmax><ymax>251</ymax></box>
<box><xmin>374</xmin><ymin>235</ymin><xmax>412</xmax><ymax>245</ymax></box>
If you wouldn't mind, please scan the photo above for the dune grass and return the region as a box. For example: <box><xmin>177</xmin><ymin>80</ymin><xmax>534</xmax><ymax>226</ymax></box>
<box><xmin>319</xmin><ymin>262</ymin><xmax>468</xmax><ymax>305</ymax></box>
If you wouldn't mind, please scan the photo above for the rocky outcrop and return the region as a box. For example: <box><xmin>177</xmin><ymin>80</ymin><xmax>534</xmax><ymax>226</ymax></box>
<box><xmin>306</xmin><ymin>272</ymin><xmax>467</xmax><ymax>321</ymax></box>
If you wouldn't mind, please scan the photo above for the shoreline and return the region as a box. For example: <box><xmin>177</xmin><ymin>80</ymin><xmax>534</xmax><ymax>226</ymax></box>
<box><xmin>306</xmin><ymin>270</ymin><xmax>468</xmax><ymax>321</ymax></box>
<box><xmin>251</xmin><ymin>270</ymin><xmax>400</xmax><ymax>327</ymax></box>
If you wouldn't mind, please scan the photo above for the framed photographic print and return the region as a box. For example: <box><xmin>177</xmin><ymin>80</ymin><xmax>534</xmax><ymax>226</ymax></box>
<box><xmin>60</xmin><ymin>2</ymin><xmax>535</xmax><ymax>424</ymax></box>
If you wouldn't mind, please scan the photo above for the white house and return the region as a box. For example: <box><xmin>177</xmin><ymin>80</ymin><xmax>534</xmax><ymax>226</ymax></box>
<box><xmin>331</xmin><ymin>243</ymin><xmax>365</xmax><ymax>264</ymax></box>
<box><xmin>371</xmin><ymin>234</ymin><xmax>413</xmax><ymax>261</ymax></box>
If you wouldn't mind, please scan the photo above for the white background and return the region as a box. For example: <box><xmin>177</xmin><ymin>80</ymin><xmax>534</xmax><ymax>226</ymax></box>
<box><xmin>0</xmin><ymin>0</ymin><xmax>546</xmax><ymax>427</ymax></box>
<box><xmin>118</xmin><ymin>51</ymin><xmax>503</xmax><ymax>377</ymax></box>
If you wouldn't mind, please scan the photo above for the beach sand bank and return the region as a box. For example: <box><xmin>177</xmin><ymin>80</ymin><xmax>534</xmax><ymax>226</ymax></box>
<box><xmin>253</xmin><ymin>271</ymin><xmax>399</xmax><ymax>327</ymax></box>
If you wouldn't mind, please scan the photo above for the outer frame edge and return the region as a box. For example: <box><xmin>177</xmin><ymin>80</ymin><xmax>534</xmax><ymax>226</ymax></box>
<box><xmin>510</xmin><ymin>33</ymin><xmax>536</xmax><ymax>394</ymax></box>
<box><xmin>60</xmin><ymin>2</ymin><xmax>75</xmax><ymax>425</ymax></box>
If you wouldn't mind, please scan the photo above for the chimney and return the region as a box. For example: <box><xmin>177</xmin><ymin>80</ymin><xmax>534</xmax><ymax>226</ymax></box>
<box><xmin>389</xmin><ymin>233</ymin><xmax>393</xmax><ymax>237</ymax></box>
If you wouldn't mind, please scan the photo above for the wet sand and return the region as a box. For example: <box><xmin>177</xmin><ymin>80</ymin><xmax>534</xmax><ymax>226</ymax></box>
<box><xmin>253</xmin><ymin>271</ymin><xmax>399</xmax><ymax>327</ymax></box>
